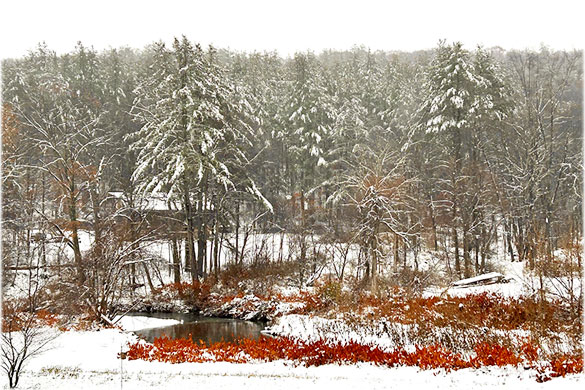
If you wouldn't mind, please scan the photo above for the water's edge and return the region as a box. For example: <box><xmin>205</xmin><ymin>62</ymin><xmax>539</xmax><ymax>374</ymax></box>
<box><xmin>127</xmin><ymin>312</ymin><xmax>267</xmax><ymax>345</ymax></box>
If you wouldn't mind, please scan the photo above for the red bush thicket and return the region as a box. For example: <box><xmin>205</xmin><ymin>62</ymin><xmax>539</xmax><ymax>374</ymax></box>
<box><xmin>156</xmin><ymin>281</ymin><xmax>213</xmax><ymax>305</ymax></box>
<box><xmin>124</xmin><ymin>335</ymin><xmax>582</xmax><ymax>380</ymax></box>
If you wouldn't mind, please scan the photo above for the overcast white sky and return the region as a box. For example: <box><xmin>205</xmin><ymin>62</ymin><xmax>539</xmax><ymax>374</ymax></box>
<box><xmin>1</xmin><ymin>0</ymin><xmax>583</xmax><ymax>59</ymax></box>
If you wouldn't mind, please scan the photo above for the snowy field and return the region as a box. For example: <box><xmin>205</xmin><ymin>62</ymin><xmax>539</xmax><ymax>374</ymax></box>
<box><xmin>10</xmin><ymin>320</ymin><xmax>584</xmax><ymax>390</ymax></box>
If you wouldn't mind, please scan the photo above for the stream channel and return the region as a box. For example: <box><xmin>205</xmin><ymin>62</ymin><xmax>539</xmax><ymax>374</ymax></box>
<box><xmin>127</xmin><ymin>312</ymin><xmax>267</xmax><ymax>344</ymax></box>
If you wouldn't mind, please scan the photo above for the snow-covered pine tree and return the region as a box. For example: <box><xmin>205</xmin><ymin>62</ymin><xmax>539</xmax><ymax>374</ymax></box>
<box><xmin>280</xmin><ymin>52</ymin><xmax>336</xmax><ymax>282</ymax></box>
<box><xmin>285</xmin><ymin>52</ymin><xmax>336</xmax><ymax>201</ymax></box>
<box><xmin>419</xmin><ymin>41</ymin><xmax>508</xmax><ymax>278</ymax></box>
<box><xmin>466</xmin><ymin>47</ymin><xmax>511</xmax><ymax>273</ymax></box>
<box><xmin>99</xmin><ymin>48</ymin><xmax>140</xmax><ymax>195</ymax></box>
<box><xmin>131</xmin><ymin>37</ymin><xmax>263</xmax><ymax>278</ymax></box>
<box><xmin>225</xmin><ymin>51</ymin><xmax>287</xmax><ymax>263</ymax></box>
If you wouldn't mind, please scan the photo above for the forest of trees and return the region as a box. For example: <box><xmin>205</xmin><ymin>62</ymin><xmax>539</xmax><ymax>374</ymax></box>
<box><xmin>1</xmin><ymin>38</ymin><xmax>582</xmax><ymax>302</ymax></box>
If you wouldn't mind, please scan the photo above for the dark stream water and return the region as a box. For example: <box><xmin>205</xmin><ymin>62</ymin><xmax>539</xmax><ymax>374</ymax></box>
<box><xmin>127</xmin><ymin>312</ymin><xmax>266</xmax><ymax>345</ymax></box>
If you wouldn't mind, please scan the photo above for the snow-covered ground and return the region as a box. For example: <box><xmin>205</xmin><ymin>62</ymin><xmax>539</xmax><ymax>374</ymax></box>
<box><xmin>3</xmin><ymin>286</ymin><xmax>583</xmax><ymax>388</ymax></box>
<box><xmin>265</xmin><ymin>313</ymin><xmax>416</xmax><ymax>350</ymax></box>
<box><xmin>113</xmin><ymin>315</ymin><xmax>181</xmax><ymax>332</ymax></box>
<box><xmin>10</xmin><ymin>324</ymin><xmax>584</xmax><ymax>389</ymax></box>
<box><xmin>439</xmin><ymin>276</ymin><xmax>529</xmax><ymax>299</ymax></box>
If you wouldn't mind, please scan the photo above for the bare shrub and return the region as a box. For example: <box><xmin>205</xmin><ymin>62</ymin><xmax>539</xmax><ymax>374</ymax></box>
<box><xmin>1</xmin><ymin>303</ymin><xmax>58</xmax><ymax>388</ymax></box>
<box><xmin>218</xmin><ymin>260</ymin><xmax>298</xmax><ymax>295</ymax></box>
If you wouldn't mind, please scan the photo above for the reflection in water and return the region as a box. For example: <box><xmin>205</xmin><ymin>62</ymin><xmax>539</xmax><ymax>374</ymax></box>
<box><xmin>135</xmin><ymin>317</ymin><xmax>265</xmax><ymax>345</ymax></box>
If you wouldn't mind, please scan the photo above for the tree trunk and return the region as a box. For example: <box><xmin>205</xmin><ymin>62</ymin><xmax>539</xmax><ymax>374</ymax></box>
<box><xmin>394</xmin><ymin>233</ymin><xmax>399</xmax><ymax>275</ymax></box>
<box><xmin>183</xmin><ymin>183</ymin><xmax>197</xmax><ymax>282</ymax></box>
<box><xmin>463</xmin><ymin>229</ymin><xmax>472</xmax><ymax>278</ymax></box>
<box><xmin>90</xmin><ymin>188</ymin><xmax>103</xmax><ymax>260</ymax></box>
<box><xmin>428</xmin><ymin>195</ymin><xmax>438</xmax><ymax>251</ymax></box>
<box><xmin>171</xmin><ymin>238</ymin><xmax>181</xmax><ymax>284</ymax></box>
<box><xmin>196</xmin><ymin>176</ymin><xmax>208</xmax><ymax>278</ymax></box>
<box><xmin>68</xmin><ymin>179</ymin><xmax>85</xmax><ymax>285</ymax></box>
<box><xmin>213</xmin><ymin>227</ymin><xmax>220</xmax><ymax>275</ymax></box>
<box><xmin>403</xmin><ymin>237</ymin><xmax>407</xmax><ymax>270</ymax></box>
<box><xmin>235</xmin><ymin>200</ymin><xmax>240</xmax><ymax>264</ymax></box>
<box><xmin>506</xmin><ymin>219</ymin><xmax>515</xmax><ymax>262</ymax></box>
<box><xmin>452</xmin><ymin>224</ymin><xmax>460</xmax><ymax>278</ymax></box>
<box><xmin>299</xmin><ymin>190</ymin><xmax>307</xmax><ymax>265</ymax></box>
<box><xmin>142</xmin><ymin>262</ymin><xmax>155</xmax><ymax>292</ymax></box>
<box><xmin>370</xmin><ymin>225</ymin><xmax>379</xmax><ymax>294</ymax></box>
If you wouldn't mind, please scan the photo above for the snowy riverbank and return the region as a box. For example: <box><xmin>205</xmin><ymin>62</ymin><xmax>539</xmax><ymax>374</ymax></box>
<box><xmin>11</xmin><ymin>326</ymin><xmax>583</xmax><ymax>390</ymax></box>
<box><xmin>4</xmin><ymin>310</ymin><xmax>581</xmax><ymax>389</ymax></box>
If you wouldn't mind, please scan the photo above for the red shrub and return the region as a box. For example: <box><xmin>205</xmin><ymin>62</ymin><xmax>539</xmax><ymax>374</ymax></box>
<box><xmin>124</xmin><ymin>336</ymin><xmax>538</xmax><ymax>373</ymax></box>
<box><xmin>550</xmin><ymin>356</ymin><xmax>583</xmax><ymax>376</ymax></box>
<box><xmin>520</xmin><ymin>340</ymin><xmax>539</xmax><ymax>364</ymax></box>
<box><xmin>157</xmin><ymin>280</ymin><xmax>213</xmax><ymax>305</ymax></box>
<box><xmin>125</xmin><ymin>335</ymin><xmax>583</xmax><ymax>383</ymax></box>
<box><xmin>35</xmin><ymin>309</ymin><xmax>60</xmax><ymax>327</ymax></box>
<box><xmin>472</xmin><ymin>342</ymin><xmax>520</xmax><ymax>367</ymax></box>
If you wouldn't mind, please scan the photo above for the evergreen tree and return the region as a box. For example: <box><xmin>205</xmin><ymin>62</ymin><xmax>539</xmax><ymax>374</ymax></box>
<box><xmin>131</xmin><ymin>37</ymin><xmax>264</xmax><ymax>278</ymax></box>
<box><xmin>419</xmin><ymin>42</ymin><xmax>508</xmax><ymax>278</ymax></box>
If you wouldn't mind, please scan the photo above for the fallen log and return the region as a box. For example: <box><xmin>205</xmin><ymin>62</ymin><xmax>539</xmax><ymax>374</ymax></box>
<box><xmin>451</xmin><ymin>272</ymin><xmax>506</xmax><ymax>288</ymax></box>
